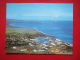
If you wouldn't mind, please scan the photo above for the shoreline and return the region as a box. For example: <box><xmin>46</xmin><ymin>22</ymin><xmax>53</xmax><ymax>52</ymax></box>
<box><xmin>6</xmin><ymin>25</ymin><xmax>72</xmax><ymax>45</ymax></box>
<box><xmin>7</xmin><ymin>19</ymin><xmax>72</xmax><ymax>44</ymax></box>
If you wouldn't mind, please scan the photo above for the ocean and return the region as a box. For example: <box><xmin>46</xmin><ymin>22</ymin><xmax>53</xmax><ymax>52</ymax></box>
<box><xmin>11</xmin><ymin>21</ymin><xmax>73</xmax><ymax>44</ymax></box>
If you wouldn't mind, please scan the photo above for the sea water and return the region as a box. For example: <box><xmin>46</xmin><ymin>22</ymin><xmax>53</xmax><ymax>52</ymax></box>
<box><xmin>11</xmin><ymin>21</ymin><xmax>73</xmax><ymax>44</ymax></box>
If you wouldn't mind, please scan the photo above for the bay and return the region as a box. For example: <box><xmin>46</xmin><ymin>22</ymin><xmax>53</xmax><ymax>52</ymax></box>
<box><xmin>11</xmin><ymin>21</ymin><xmax>73</xmax><ymax>44</ymax></box>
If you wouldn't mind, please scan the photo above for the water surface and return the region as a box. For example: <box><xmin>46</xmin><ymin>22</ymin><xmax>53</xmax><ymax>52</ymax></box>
<box><xmin>10</xmin><ymin>21</ymin><xmax>73</xmax><ymax>44</ymax></box>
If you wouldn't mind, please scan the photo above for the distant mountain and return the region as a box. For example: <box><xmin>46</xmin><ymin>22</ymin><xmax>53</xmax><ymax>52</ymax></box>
<box><xmin>7</xmin><ymin>19</ymin><xmax>53</xmax><ymax>24</ymax></box>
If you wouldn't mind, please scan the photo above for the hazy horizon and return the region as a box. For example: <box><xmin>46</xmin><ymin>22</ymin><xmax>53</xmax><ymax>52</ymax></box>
<box><xmin>6</xmin><ymin>3</ymin><xmax>73</xmax><ymax>21</ymax></box>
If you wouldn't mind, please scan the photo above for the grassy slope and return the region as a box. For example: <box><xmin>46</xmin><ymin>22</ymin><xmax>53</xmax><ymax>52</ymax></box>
<box><xmin>6</xmin><ymin>30</ymin><xmax>37</xmax><ymax>34</ymax></box>
<box><xmin>6</xmin><ymin>25</ymin><xmax>38</xmax><ymax>34</ymax></box>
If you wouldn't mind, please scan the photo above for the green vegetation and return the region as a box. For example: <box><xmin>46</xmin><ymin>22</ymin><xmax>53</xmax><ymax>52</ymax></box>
<box><xmin>6</xmin><ymin>30</ymin><xmax>38</xmax><ymax>34</ymax></box>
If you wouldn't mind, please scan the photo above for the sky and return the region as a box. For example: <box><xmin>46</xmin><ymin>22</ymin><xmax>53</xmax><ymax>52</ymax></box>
<box><xmin>6</xmin><ymin>3</ymin><xmax>73</xmax><ymax>21</ymax></box>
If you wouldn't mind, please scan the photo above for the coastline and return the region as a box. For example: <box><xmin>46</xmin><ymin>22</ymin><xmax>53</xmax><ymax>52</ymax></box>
<box><xmin>6</xmin><ymin>24</ymin><xmax>72</xmax><ymax>45</ymax></box>
<box><xmin>6</xmin><ymin>25</ymin><xmax>72</xmax><ymax>54</ymax></box>
<box><xmin>7</xmin><ymin>19</ymin><xmax>72</xmax><ymax>44</ymax></box>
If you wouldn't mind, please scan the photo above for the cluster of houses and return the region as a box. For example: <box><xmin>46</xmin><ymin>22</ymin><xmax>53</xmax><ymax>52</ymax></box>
<box><xmin>6</xmin><ymin>32</ymin><xmax>72</xmax><ymax>54</ymax></box>
<box><xmin>9</xmin><ymin>36</ymin><xmax>72</xmax><ymax>54</ymax></box>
